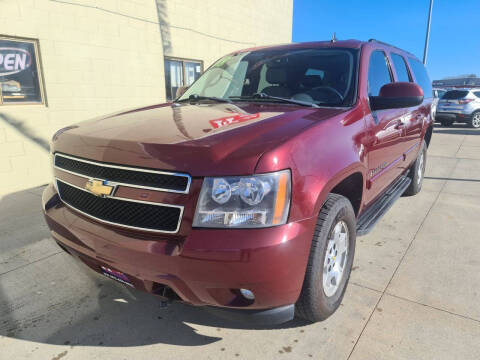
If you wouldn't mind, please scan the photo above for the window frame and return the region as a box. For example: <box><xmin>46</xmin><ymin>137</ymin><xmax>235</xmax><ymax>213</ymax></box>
<box><xmin>390</xmin><ymin>52</ymin><xmax>412</xmax><ymax>82</ymax></box>
<box><xmin>407</xmin><ymin>57</ymin><xmax>433</xmax><ymax>99</ymax></box>
<box><xmin>367</xmin><ymin>50</ymin><xmax>394</xmax><ymax>98</ymax></box>
<box><xmin>0</xmin><ymin>35</ymin><xmax>46</xmax><ymax>106</ymax></box>
<box><xmin>164</xmin><ymin>56</ymin><xmax>204</xmax><ymax>101</ymax></box>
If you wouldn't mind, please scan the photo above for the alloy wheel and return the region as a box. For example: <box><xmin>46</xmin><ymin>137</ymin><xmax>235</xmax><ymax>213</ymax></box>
<box><xmin>323</xmin><ymin>221</ymin><xmax>349</xmax><ymax>297</ymax></box>
<box><xmin>472</xmin><ymin>113</ymin><xmax>480</xmax><ymax>128</ymax></box>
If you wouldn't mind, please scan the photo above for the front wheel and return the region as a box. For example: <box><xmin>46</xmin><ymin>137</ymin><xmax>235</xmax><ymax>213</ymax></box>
<box><xmin>470</xmin><ymin>112</ymin><xmax>480</xmax><ymax>129</ymax></box>
<box><xmin>295</xmin><ymin>193</ymin><xmax>356</xmax><ymax>322</ymax></box>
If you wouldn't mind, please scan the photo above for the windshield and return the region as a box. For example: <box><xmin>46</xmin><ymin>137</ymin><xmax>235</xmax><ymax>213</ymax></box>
<box><xmin>178</xmin><ymin>48</ymin><xmax>358</xmax><ymax>107</ymax></box>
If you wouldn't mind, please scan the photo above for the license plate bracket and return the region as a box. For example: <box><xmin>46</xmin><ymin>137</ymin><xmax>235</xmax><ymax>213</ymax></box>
<box><xmin>101</xmin><ymin>266</ymin><xmax>134</xmax><ymax>287</ymax></box>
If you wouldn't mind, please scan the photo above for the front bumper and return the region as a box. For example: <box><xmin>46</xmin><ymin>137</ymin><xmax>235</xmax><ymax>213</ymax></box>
<box><xmin>42</xmin><ymin>184</ymin><xmax>316</xmax><ymax>323</ymax></box>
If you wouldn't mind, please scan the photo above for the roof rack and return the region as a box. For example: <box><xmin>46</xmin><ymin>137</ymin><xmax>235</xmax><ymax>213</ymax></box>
<box><xmin>368</xmin><ymin>39</ymin><xmax>415</xmax><ymax>57</ymax></box>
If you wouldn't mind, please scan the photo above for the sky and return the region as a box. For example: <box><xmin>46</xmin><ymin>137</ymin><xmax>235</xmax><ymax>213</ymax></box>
<box><xmin>292</xmin><ymin>0</ymin><xmax>480</xmax><ymax>80</ymax></box>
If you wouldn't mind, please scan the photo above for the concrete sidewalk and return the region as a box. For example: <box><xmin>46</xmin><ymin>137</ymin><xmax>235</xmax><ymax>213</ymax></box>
<box><xmin>1</xmin><ymin>125</ymin><xmax>479</xmax><ymax>360</ymax></box>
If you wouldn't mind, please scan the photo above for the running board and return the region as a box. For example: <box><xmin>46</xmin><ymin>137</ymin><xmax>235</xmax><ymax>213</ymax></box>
<box><xmin>356</xmin><ymin>175</ymin><xmax>411</xmax><ymax>236</ymax></box>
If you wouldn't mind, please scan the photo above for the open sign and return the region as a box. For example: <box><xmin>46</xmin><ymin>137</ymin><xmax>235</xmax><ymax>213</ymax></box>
<box><xmin>0</xmin><ymin>48</ymin><xmax>32</xmax><ymax>76</ymax></box>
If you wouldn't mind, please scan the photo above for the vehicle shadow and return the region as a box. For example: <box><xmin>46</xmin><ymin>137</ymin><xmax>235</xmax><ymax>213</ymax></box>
<box><xmin>41</xmin><ymin>278</ymin><xmax>307</xmax><ymax>347</ymax></box>
<box><xmin>0</xmin><ymin>187</ymin><xmax>307</xmax><ymax>349</ymax></box>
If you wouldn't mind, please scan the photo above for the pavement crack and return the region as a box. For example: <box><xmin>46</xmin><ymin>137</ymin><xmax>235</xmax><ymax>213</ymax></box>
<box><xmin>350</xmin><ymin>282</ymin><xmax>382</xmax><ymax>294</ymax></box>
<box><xmin>384</xmin><ymin>292</ymin><xmax>480</xmax><ymax>324</ymax></box>
<box><xmin>0</xmin><ymin>251</ymin><xmax>64</xmax><ymax>277</ymax></box>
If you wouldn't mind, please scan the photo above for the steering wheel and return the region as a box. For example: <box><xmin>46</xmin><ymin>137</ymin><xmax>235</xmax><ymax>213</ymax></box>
<box><xmin>311</xmin><ymin>86</ymin><xmax>344</xmax><ymax>102</ymax></box>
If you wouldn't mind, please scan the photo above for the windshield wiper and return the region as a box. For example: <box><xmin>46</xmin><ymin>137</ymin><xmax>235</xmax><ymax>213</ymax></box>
<box><xmin>176</xmin><ymin>94</ymin><xmax>232</xmax><ymax>104</ymax></box>
<box><xmin>229</xmin><ymin>93</ymin><xmax>319</xmax><ymax>108</ymax></box>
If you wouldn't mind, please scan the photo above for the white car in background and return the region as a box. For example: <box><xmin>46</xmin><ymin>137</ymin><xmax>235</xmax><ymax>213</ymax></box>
<box><xmin>435</xmin><ymin>88</ymin><xmax>480</xmax><ymax>128</ymax></box>
<box><xmin>432</xmin><ymin>88</ymin><xmax>447</xmax><ymax>120</ymax></box>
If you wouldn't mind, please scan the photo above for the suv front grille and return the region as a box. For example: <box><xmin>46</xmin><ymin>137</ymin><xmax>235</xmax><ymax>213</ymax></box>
<box><xmin>56</xmin><ymin>180</ymin><xmax>183</xmax><ymax>233</ymax></box>
<box><xmin>54</xmin><ymin>153</ymin><xmax>190</xmax><ymax>193</ymax></box>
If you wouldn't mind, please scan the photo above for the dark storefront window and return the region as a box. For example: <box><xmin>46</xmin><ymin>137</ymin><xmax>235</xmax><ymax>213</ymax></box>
<box><xmin>0</xmin><ymin>37</ymin><xmax>45</xmax><ymax>105</ymax></box>
<box><xmin>164</xmin><ymin>57</ymin><xmax>202</xmax><ymax>101</ymax></box>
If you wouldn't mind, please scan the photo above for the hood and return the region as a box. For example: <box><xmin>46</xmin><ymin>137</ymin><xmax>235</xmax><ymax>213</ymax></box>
<box><xmin>53</xmin><ymin>102</ymin><xmax>348</xmax><ymax>176</ymax></box>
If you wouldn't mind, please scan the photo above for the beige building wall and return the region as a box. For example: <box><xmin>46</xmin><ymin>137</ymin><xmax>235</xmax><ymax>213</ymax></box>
<box><xmin>0</xmin><ymin>0</ymin><xmax>292</xmax><ymax>196</ymax></box>
<box><xmin>158</xmin><ymin>0</ymin><xmax>293</xmax><ymax>67</ymax></box>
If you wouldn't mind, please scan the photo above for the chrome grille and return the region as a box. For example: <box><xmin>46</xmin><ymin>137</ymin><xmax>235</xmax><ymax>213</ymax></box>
<box><xmin>54</xmin><ymin>153</ymin><xmax>191</xmax><ymax>193</ymax></box>
<box><xmin>56</xmin><ymin>179</ymin><xmax>183</xmax><ymax>233</ymax></box>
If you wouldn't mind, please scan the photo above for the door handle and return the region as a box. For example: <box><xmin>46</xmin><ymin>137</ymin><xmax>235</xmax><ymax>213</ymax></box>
<box><xmin>394</xmin><ymin>120</ymin><xmax>405</xmax><ymax>130</ymax></box>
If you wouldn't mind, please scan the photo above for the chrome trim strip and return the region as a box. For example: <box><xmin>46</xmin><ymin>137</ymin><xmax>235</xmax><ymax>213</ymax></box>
<box><xmin>405</xmin><ymin>141</ymin><xmax>421</xmax><ymax>155</ymax></box>
<box><xmin>55</xmin><ymin>178</ymin><xmax>184</xmax><ymax>234</ymax></box>
<box><xmin>54</xmin><ymin>153</ymin><xmax>191</xmax><ymax>194</ymax></box>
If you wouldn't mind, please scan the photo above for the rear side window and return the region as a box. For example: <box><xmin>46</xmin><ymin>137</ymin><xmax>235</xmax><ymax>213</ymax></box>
<box><xmin>408</xmin><ymin>58</ymin><xmax>432</xmax><ymax>98</ymax></box>
<box><xmin>391</xmin><ymin>54</ymin><xmax>411</xmax><ymax>82</ymax></box>
<box><xmin>473</xmin><ymin>91</ymin><xmax>480</xmax><ymax>98</ymax></box>
<box><xmin>368</xmin><ymin>51</ymin><xmax>392</xmax><ymax>96</ymax></box>
<box><xmin>442</xmin><ymin>90</ymin><xmax>469</xmax><ymax>99</ymax></box>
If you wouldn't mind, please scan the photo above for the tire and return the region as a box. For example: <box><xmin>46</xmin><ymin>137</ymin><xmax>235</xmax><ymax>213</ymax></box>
<box><xmin>404</xmin><ymin>140</ymin><xmax>427</xmax><ymax>196</ymax></box>
<box><xmin>295</xmin><ymin>193</ymin><xmax>356</xmax><ymax>322</ymax></box>
<box><xmin>441</xmin><ymin>119</ymin><xmax>454</xmax><ymax>127</ymax></box>
<box><xmin>469</xmin><ymin>111</ymin><xmax>480</xmax><ymax>129</ymax></box>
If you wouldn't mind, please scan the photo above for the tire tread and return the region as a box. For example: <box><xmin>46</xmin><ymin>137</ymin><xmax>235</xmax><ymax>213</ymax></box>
<box><xmin>295</xmin><ymin>193</ymin><xmax>353</xmax><ymax>321</ymax></box>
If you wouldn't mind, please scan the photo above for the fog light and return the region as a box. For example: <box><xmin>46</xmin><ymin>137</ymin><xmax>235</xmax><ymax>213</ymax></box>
<box><xmin>240</xmin><ymin>288</ymin><xmax>255</xmax><ymax>300</ymax></box>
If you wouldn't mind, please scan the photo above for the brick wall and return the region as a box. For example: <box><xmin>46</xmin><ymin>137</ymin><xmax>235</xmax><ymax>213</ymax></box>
<box><xmin>0</xmin><ymin>0</ymin><xmax>292</xmax><ymax>196</ymax></box>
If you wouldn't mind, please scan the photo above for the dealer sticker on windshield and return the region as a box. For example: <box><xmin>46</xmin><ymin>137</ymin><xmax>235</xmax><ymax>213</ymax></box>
<box><xmin>101</xmin><ymin>266</ymin><xmax>134</xmax><ymax>287</ymax></box>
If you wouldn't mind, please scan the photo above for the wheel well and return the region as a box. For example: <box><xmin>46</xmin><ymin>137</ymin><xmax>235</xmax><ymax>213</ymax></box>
<box><xmin>330</xmin><ymin>172</ymin><xmax>363</xmax><ymax>216</ymax></box>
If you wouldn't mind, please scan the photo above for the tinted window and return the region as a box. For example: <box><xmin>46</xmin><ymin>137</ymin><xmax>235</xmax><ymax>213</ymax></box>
<box><xmin>368</xmin><ymin>51</ymin><xmax>392</xmax><ymax>96</ymax></box>
<box><xmin>473</xmin><ymin>91</ymin><xmax>480</xmax><ymax>98</ymax></box>
<box><xmin>442</xmin><ymin>90</ymin><xmax>469</xmax><ymax>100</ymax></box>
<box><xmin>408</xmin><ymin>58</ymin><xmax>433</xmax><ymax>98</ymax></box>
<box><xmin>391</xmin><ymin>54</ymin><xmax>410</xmax><ymax>82</ymax></box>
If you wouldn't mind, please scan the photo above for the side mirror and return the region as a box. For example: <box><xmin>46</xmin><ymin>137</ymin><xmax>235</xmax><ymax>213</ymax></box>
<box><xmin>176</xmin><ymin>86</ymin><xmax>189</xmax><ymax>98</ymax></box>
<box><xmin>369</xmin><ymin>82</ymin><xmax>424</xmax><ymax>111</ymax></box>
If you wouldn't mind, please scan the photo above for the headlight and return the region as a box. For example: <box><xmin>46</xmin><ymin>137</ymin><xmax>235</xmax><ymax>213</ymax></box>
<box><xmin>193</xmin><ymin>170</ymin><xmax>291</xmax><ymax>228</ymax></box>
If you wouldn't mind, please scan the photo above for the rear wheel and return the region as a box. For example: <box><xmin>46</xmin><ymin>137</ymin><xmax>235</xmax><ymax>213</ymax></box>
<box><xmin>470</xmin><ymin>112</ymin><xmax>480</xmax><ymax>129</ymax></box>
<box><xmin>295</xmin><ymin>193</ymin><xmax>356</xmax><ymax>322</ymax></box>
<box><xmin>404</xmin><ymin>140</ymin><xmax>427</xmax><ymax>196</ymax></box>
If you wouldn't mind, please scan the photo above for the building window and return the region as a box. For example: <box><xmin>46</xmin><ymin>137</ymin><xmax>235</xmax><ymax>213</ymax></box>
<box><xmin>0</xmin><ymin>36</ymin><xmax>45</xmax><ymax>105</ymax></box>
<box><xmin>164</xmin><ymin>57</ymin><xmax>202</xmax><ymax>101</ymax></box>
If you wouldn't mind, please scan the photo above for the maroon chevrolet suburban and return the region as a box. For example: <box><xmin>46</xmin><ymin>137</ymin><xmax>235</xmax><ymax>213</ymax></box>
<box><xmin>43</xmin><ymin>39</ymin><xmax>433</xmax><ymax>324</ymax></box>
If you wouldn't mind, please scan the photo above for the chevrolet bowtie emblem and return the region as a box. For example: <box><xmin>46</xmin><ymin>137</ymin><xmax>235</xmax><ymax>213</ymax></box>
<box><xmin>85</xmin><ymin>179</ymin><xmax>114</xmax><ymax>197</ymax></box>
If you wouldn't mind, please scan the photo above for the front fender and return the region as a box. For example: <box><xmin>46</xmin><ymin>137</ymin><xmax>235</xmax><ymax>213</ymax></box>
<box><xmin>312</xmin><ymin>163</ymin><xmax>367</xmax><ymax>218</ymax></box>
<box><xmin>255</xmin><ymin>108</ymin><xmax>367</xmax><ymax>223</ymax></box>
